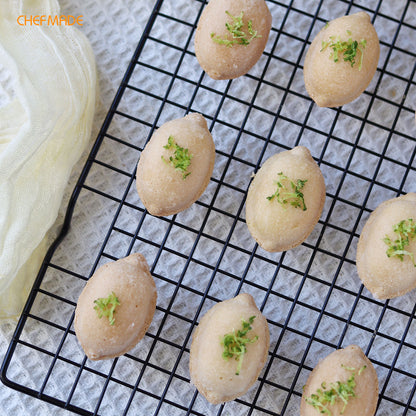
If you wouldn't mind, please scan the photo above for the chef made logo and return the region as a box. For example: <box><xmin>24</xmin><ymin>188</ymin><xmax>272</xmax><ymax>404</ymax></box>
<box><xmin>17</xmin><ymin>15</ymin><xmax>83</xmax><ymax>26</ymax></box>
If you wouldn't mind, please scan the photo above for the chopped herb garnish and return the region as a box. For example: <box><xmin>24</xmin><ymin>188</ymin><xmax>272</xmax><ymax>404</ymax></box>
<box><xmin>266</xmin><ymin>172</ymin><xmax>308</xmax><ymax>211</ymax></box>
<box><xmin>211</xmin><ymin>11</ymin><xmax>260</xmax><ymax>47</ymax></box>
<box><xmin>161</xmin><ymin>135</ymin><xmax>193</xmax><ymax>179</ymax></box>
<box><xmin>305</xmin><ymin>365</ymin><xmax>366</xmax><ymax>415</ymax></box>
<box><xmin>383</xmin><ymin>218</ymin><xmax>416</xmax><ymax>266</ymax></box>
<box><xmin>320</xmin><ymin>31</ymin><xmax>367</xmax><ymax>70</ymax></box>
<box><xmin>93</xmin><ymin>292</ymin><xmax>120</xmax><ymax>326</ymax></box>
<box><xmin>221</xmin><ymin>316</ymin><xmax>259</xmax><ymax>375</ymax></box>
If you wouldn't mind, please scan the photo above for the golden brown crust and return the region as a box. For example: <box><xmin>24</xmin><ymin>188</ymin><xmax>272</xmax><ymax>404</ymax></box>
<box><xmin>301</xmin><ymin>345</ymin><xmax>379</xmax><ymax>416</ymax></box>
<box><xmin>246</xmin><ymin>146</ymin><xmax>326</xmax><ymax>252</ymax></box>
<box><xmin>356</xmin><ymin>193</ymin><xmax>416</xmax><ymax>299</ymax></box>
<box><xmin>189</xmin><ymin>293</ymin><xmax>270</xmax><ymax>404</ymax></box>
<box><xmin>74</xmin><ymin>253</ymin><xmax>157</xmax><ymax>360</ymax></box>
<box><xmin>194</xmin><ymin>0</ymin><xmax>272</xmax><ymax>80</ymax></box>
<box><xmin>304</xmin><ymin>12</ymin><xmax>379</xmax><ymax>107</ymax></box>
<box><xmin>136</xmin><ymin>113</ymin><xmax>215</xmax><ymax>217</ymax></box>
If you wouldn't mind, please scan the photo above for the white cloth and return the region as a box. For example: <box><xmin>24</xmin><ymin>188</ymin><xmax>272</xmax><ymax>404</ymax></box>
<box><xmin>0</xmin><ymin>0</ymin><xmax>96</xmax><ymax>317</ymax></box>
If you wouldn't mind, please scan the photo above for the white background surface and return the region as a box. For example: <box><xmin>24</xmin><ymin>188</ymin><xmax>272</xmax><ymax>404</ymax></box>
<box><xmin>0</xmin><ymin>1</ymin><xmax>156</xmax><ymax>414</ymax></box>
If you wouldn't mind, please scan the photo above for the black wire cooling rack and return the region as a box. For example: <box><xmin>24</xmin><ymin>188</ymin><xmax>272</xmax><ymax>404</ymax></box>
<box><xmin>2</xmin><ymin>0</ymin><xmax>416</xmax><ymax>415</ymax></box>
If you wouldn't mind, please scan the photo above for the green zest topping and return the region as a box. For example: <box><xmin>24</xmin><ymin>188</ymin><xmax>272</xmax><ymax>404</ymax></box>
<box><xmin>266</xmin><ymin>172</ymin><xmax>308</xmax><ymax>211</ymax></box>
<box><xmin>221</xmin><ymin>316</ymin><xmax>259</xmax><ymax>375</ymax></box>
<box><xmin>211</xmin><ymin>11</ymin><xmax>260</xmax><ymax>47</ymax></box>
<box><xmin>93</xmin><ymin>292</ymin><xmax>120</xmax><ymax>326</ymax></box>
<box><xmin>161</xmin><ymin>135</ymin><xmax>193</xmax><ymax>179</ymax></box>
<box><xmin>320</xmin><ymin>31</ymin><xmax>367</xmax><ymax>70</ymax></box>
<box><xmin>383</xmin><ymin>218</ymin><xmax>416</xmax><ymax>266</ymax></box>
<box><xmin>305</xmin><ymin>365</ymin><xmax>367</xmax><ymax>415</ymax></box>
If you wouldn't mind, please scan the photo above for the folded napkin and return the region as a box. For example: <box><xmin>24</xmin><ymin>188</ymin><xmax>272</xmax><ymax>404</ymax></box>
<box><xmin>0</xmin><ymin>0</ymin><xmax>96</xmax><ymax>317</ymax></box>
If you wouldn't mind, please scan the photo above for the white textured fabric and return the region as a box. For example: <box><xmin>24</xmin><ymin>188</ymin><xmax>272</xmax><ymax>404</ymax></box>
<box><xmin>0</xmin><ymin>0</ymin><xmax>96</xmax><ymax>317</ymax></box>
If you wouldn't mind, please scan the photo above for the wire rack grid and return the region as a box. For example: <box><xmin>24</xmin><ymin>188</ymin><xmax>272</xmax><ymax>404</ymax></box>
<box><xmin>2</xmin><ymin>0</ymin><xmax>416</xmax><ymax>415</ymax></box>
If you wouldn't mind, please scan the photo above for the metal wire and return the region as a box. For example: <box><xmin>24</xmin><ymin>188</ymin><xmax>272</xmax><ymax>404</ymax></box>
<box><xmin>2</xmin><ymin>0</ymin><xmax>416</xmax><ymax>415</ymax></box>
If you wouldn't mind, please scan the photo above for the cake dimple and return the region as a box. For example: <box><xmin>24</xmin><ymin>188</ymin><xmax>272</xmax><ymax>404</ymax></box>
<box><xmin>246</xmin><ymin>146</ymin><xmax>326</xmax><ymax>252</ymax></box>
<box><xmin>356</xmin><ymin>193</ymin><xmax>416</xmax><ymax>299</ymax></box>
<box><xmin>304</xmin><ymin>12</ymin><xmax>380</xmax><ymax>107</ymax></box>
<box><xmin>194</xmin><ymin>0</ymin><xmax>272</xmax><ymax>80</ymax></box>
